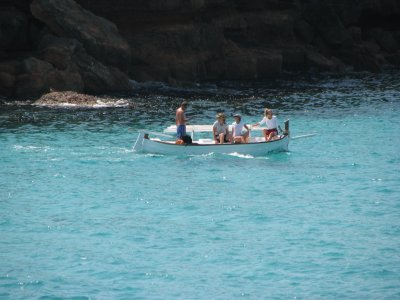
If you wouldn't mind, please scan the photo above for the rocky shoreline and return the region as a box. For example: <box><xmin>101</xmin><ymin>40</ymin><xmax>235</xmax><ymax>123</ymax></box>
<box><xmin>1</xmin><ymin>0</ymin><xmax>399</xmax><ymax>100</ymax></box>
<box><xmin>0</xmin><ymin>0</ymin><xmax>131</xmax><ymax>99</ymax></box>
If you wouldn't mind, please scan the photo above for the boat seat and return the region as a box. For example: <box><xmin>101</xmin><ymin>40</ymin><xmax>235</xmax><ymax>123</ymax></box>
<box><xmin>197</xmin><ymin>139</ymin><xmax>214</xmax><ymax>144</ymax></box>
<box><xmin>249</xmin><ymin>137</ymin><xmax>265</xmax><ymax>143</ymax></box>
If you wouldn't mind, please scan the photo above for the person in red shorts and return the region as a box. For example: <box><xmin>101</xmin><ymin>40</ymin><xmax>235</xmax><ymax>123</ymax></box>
<box><xmin>252</xmin><ymin>108</ymin><xmax>279</xmax><ymax>141</ymax></box>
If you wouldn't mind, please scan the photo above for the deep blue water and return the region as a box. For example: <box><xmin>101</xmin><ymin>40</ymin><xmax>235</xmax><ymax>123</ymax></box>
<box><xmin>1</xmin><ymin>72</ymin><xmax>400</xmax><ymax>299</ymax></box>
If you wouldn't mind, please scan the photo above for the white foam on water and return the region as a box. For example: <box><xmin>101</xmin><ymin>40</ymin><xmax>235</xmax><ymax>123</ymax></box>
<box><xmin>34</xmin><ymin>102</ymin><xmax>78</xmax><ymax>107</ymax></box>
<box><xmin>188</xmin><ymin>152</ymin><xmax>215</xmax><ymax>158</ymax></box>
<box><xmin>32</xmin><ymin>98</ymin><xmax>131</xmax><ymax>108</ymax></box>
<box><xmin>13</xmin><ymin>145</ymin><xmax>53</xmax><ymax>152</ymax></box>
<box><xmin>227</xmin><ymin>152</ymin><xmax>254</xmax><ymax>159</ymax></box>
<box><xmin>142</xmin><ymin>153</ymin><xmax>165</xmax><ymax>158</ymax></box>
<box><xmin>93</xmin><ymin>99</ymin><xmax>130</xmax><ymax>108</ymax></box>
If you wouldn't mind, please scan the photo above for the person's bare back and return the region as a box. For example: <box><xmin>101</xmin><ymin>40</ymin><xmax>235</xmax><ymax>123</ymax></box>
<box><xmin>176</xmin><ymin>101</ymin><xmax>187</xmax><ymax>125</ymax></box>
<box><xmin>175</xmin><ymin>101</ymin><xmax>188</xmax><ymax>139</ymax></box>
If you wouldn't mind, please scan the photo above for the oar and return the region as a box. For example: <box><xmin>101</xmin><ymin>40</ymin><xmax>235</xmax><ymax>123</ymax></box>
<box><xmin>291</xmin><ymin>133</ymin><xmax>317</xmax><ymax>140</ymax></box>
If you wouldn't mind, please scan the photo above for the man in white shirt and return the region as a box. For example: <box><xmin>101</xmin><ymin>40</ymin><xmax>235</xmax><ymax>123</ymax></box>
<box><xmin>231</xmin><ymin>114</ymin><xmax>250</xmax><ymax>143</ymax></box>
<box><xmin>213</xmin><ymin>113</ymin><xmax>229</xmax><ymax>144</ymax></box>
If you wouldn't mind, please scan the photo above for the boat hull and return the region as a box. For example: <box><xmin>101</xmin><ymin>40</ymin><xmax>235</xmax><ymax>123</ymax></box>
<box><xmin>134</xmin><ymin>132</ymin><xmax>289</xmax><ymax>156</ymax></box>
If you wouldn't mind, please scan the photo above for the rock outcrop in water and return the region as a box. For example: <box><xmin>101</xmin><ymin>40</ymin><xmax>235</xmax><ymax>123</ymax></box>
<box><xmin>0</xmin><ymin>0</ymin><xmax>399</xmax><ymax>99</ymax></box>
<box><xmin>34</xmin><ymin>90</ymin><xmax>98</xmax><ymax>106</ymax></box>
<box><xmin>34</xmin><ymin>90</ymin><xmax>132</xmax><ymax>107</ymax></box>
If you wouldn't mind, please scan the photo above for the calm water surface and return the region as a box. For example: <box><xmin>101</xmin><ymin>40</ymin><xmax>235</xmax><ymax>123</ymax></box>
<box><xmin>1</xmin><ymin>72</ymin><xmax>400</xmax><ymax>299</ymax></box>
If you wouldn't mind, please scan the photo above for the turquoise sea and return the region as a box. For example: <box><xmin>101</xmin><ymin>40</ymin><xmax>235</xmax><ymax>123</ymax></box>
<box><xmin>1</xmin><ymin>72</ymin><xmax>399</xmax><ymax>299</ymax></box>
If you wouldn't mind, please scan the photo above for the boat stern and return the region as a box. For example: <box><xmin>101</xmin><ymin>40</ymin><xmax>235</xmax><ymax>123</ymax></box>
<box><xmin>133</xmin><ymin>131</ymin><xmax>146</xmax><ymax>152</ymax></box>
<box><xmin>283</xmin><ymin>119</ymin><xmax>290</xmax><ymax>137</ymax></box>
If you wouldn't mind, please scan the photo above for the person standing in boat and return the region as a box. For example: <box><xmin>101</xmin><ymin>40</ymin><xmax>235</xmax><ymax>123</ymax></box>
<box><xmin>231</xmin><ymin>114</ymin><xmax>250</xmax><ymax>143</ymax></box>
<box><xmin>253</xmin><ymin>108</ymin><xmax>279</xmax><ymax>141</ymax></box>
<box><xmin>213</xmin><ymin>113</ymin><xmax>230</xmax><ymax>144</ymax></box>
<box><xmin>176</xmin><ymin>101</ymin><xmax>188</xmax><ymax>140</ymax></box>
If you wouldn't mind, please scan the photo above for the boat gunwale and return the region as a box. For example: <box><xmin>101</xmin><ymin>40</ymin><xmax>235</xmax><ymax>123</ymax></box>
<box><xmin>147</xmin><ymin>134</ymin><xmax>289</xmax><ymax>147</ymax></box>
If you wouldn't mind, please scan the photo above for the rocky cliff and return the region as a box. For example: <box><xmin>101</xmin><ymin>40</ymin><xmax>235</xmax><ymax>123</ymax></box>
<box><xmin>0</xmin><ymin>0</ymin><xmax>399</xmax><ymax>98</ymax></box>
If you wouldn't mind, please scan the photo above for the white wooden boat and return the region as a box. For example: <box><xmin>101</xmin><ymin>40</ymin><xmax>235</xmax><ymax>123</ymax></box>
<box><xmin>133</xmin><ymin>120</ymin><xmax>291</xmax><ymax>156</ymax></box>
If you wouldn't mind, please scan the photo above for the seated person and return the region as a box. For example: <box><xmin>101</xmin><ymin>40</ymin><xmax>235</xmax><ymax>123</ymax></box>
<box><xmin>231</xmin><ymin>114</ymin><xmax>250</xmax><ymax>143</ymax></box>
<box><xmin>213</xmin><ymin>113</ymin><xmax>230</xmax><ymax>144</ymax></box>
<box><xmin>253</xmin><ymin>108</ymin><xmax>279</xmax><ymax>141</ymax></box>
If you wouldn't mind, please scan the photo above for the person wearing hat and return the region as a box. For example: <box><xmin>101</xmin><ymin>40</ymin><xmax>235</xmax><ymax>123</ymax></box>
<box><xmin>252</xmin><ymin>108</ymin><xmax>279</xmax><ymax>141</ymax></box>
<box><xmin>213</xmin><ymin>113</ymin><xmax>230</xmax><ymax>144</ymax></box>
<box><xmin>231</xmin><ymin>114</ymin><xmax>250</xmax><ymax>143</ymax></box>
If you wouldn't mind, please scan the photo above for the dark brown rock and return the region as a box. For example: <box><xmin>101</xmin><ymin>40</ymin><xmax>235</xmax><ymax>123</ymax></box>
<box><xmin>14</xmin><ymin>57</ymin><xmax>85</xmax><ymax>97</ymax></box>
<box><xmin>30</xmin><ymin>0</ymin><xmax>131</xmax><ymax>69</ymax></box>
<box><xmin>236</xmin><ymin>0</ymin><xmax>298</xmax><ymax>11</ymax></box>
<box><xmin>338</xmin><ymin>45</ymin><xmax>381</xmax><ymax>72</ymax></box>
<box><xmin>306</xmin><ymin>51</ymin><xmax>343</xmax><ymax>72</ymax></box>
<box><xmin>329</xmin><ymin>1</ymin><xmax>363</xmax><ymax>26</ymax></box>
<box><xmin>206</xmin><ymin>49</ymin><xmax>283</xmax><ymax>80</ymax></box>
<box><xmin>243</xmin><ymin>11</ymin><xmax>296</xmax><ymax>46</ymax></box>
<box><xmin>225</xmin><ymin>53</ymin><xmax>258</xmax><ymax>80</ymax></box>
<box><xmin>362</xmin><ymin>0</ymin><xmax>400</xmax><ymax>16</ymax></box>
<box><xmin>302</xmin><ymin>1</ymin><xmax>353</xmax><ymax>47</ymax></box>
<box><xmin>130</xmin><ymin>65</ymin><xmax>171</xmax><ymax>83</ymax></box>
<box><xmin>169</xmin><ymin>57</ymin><xmax>200</xmax><ymax>81</ymax></box>
<box><xmin>74</xmin><ymin>50</ymin><xmax>130</xmax><ymax>93</ymax></box>
<box><xmin>0</xmin><ymin>9</ymin><xmax>30</xmax><ymax>51</ymax></box>
<box><xmin>46</xmin><ymin>70</ymin><xmax>84</xmax><ymax>92</ymax></box>
<box><xmin>37</xmin><ymin>35</ymin><xmax>82</xmax><ymax>70</ymax></box>
<box><xmin>15</xmin><ymin>73</ymin><xmax>48</xmax><ymax>98</ymax></box>
<box><xmin>376</xmin><ymin>31</ymin><xmax>398</xmax><ymax>53</ymax></box>
<box><xmin>0</xmin><ymin>72</ymin><xmax>15</xmax><ymax>97</ymax></box>
<box><xmin>348</xmin><ymin>27</ymin><xmax>362</xmax><ymax>43</ymax></box>
<box><xmin>74</xmin><ymin>0</ymin><xmax>400</xmax><ymax>82</ymax></box>
<box><xmin>361</xmin><ymin>41</ymin><xmax>381</xmax><ymax>54</ymax></box>
<box><xmin>0</xmin><ymin>60</ymin><xmax>21</xmax><ymax>75</ymax></box>
<box><xmin>14</xmin><ymin>57</ymin><xmax>53</xmax><ymax>97</ymax></box>
<box><xmin>282</xmin><ymin>49</ymin><xmax>306</xmax><ymax>71</ymax></box>
<box><xmin>204</xmin><ymin>59</ymin><xmax>225</xmax><ymax>81</ymax></box>
<box><xmin>33</xmin><ymin>32</ymin><xmax>130</xmax><ymax>95</ymax></box>
<box><xmin>294</xmin><ymin>19</ymin><xmax>315</xmax><ymax>44</ymax></box>
<box><xmin>385</xmin><ymin>51</ymin><xmax>400</xmax><ymax>65</ymax></box>
<box><xmin>0</xmin><ymin>0</ymin><xmax>399</xmax><ymax>98</ymax></box>
<box><xmin>256</xmin><ymin>51</ymin><xmax>283</xmax><ymax>78</ymax></box>
<box><xmin>21</xmin><ymin>57</ymin><xmax>53</xmax><ymax>74</ymax></box>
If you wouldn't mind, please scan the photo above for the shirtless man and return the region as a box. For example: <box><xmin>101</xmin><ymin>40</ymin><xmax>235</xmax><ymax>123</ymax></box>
<box><xmin>176</xmin><ymin>101</ymin><xmax>188</xmax><ymax>139</ymax></box>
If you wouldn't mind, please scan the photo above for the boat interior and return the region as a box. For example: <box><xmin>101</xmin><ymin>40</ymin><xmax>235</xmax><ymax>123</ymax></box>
<box><xmin>150</xmin><ymin>135</ymin><xmax>284</xmax><ymax>145</ymax></box>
